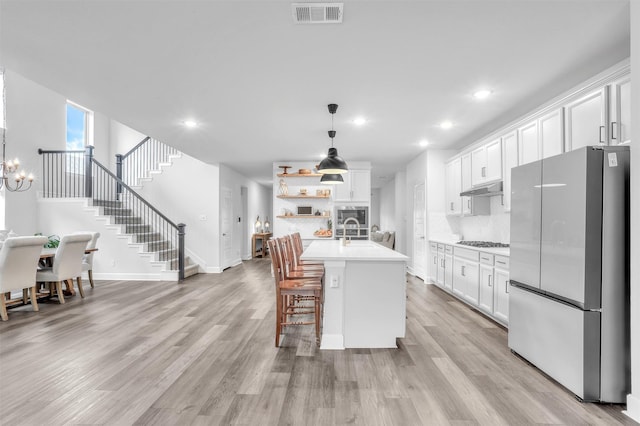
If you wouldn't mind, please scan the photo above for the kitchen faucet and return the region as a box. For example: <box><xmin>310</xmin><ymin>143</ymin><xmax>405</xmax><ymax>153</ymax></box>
<box><xmin>342</xmin><ymin>217</ymin><xmax>361</xmax><ymax>245</ymax></box>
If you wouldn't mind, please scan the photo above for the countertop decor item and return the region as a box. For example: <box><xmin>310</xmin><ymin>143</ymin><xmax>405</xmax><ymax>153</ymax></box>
<box><xmin>317</xmin><ymin>103</ymin><xmax>348</xmax><ymax>176</ymax></box>
<box><xmin>278</xmin><ymin>165</ymin><xmax>291</xmax><ymax>175</ymax></box>
<box><xmin>278</xmin><ymin>179</ymin><xmax>288</xmax><ymax>195</ymax></box>
<box><xmin>298</xmin><ymin>168</ymin><xmax>312</xmax><ymax>175</ymax></box>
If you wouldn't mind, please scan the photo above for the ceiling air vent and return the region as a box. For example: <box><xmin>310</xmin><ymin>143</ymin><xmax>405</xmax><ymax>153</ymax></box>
<box><xmin>292</xmin><ymin>3</ymin><xmax>343</xmax><ymax>24</ymax></box>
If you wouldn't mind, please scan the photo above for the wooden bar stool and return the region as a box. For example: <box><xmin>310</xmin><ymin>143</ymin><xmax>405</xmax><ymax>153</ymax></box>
<box><xmin>268</xmin><ymin>239</ymin><xmax>322</xmax><ymax>346</ymax></box>
<box><xmin>290</xmin><ymin>232</ymin><xmax>324</xmax><ymax>267</ymax></box>
<box><xmin>277</xmin><ymin>237</ymin><xmax>324</xmax><ymax>279</ymax></box>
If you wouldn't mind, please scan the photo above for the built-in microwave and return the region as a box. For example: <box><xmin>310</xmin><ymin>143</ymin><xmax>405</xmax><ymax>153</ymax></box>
<box><xmin>297</xmin><ymin>206</ymin><xmax>314</xmax><ymax>215</ymax></box>
<box><xmin>335</xmin><ymin>206</ymin><xmax>368</xmax><ymax>228</ymax></box>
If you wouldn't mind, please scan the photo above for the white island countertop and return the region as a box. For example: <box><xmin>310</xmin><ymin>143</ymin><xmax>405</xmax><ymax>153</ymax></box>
<box><xmin>301</xmin><ymin>240</ymin><xmax>409</xmax><ymax>262</ymax></box>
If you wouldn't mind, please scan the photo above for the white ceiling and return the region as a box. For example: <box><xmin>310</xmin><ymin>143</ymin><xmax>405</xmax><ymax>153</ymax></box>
<box><xmin>0</xmin><ymin>0</ymin><xmax>630</xmax><ymax>187</ymax></box>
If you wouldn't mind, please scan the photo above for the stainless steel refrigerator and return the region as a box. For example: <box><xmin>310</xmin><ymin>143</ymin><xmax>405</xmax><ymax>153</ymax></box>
<box><xmin>508</xmin><ymin>145</ymin><xmax>630</xmax><ymax>403</ymax></box>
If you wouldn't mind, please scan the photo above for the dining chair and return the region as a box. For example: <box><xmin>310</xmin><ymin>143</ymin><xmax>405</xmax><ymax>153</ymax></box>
<box><xmin>0</xmin><ymin>235</ymin><xmax>48</xmax><ymax>321</ymax></box>
<box><xmin>36</xmin><ymin>233</ymin><xmax>91</xmax><ymax>304</ymax></box>
<box><xmin>268</xmin><ymin>238</ymin><xmax>322</xmax><ymax>346</ymax></box>
<box><xmin>77</xmin><ymin>231</ymin><xmax>100</xmax><ymax>288</ymax></box>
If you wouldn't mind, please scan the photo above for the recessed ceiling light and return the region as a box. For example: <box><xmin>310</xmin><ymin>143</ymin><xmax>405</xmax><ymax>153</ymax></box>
<box><xmin>183</xmin><ymin>120</ymin><xmax>198</xmax><ymax>128</ymax></box>
<box><xmin>473</xmin><ymin>89</ymin><xmax>492</xmax><ymax>100</ymax></box>
<box><xmin>440</xmin><ymin>121</ymin><xmax>453</xmax><ymax>130</ymax></box>
<box><xmin>419</xmin><ymin>139</ymin><xmax>429</xmax><ymax>147</ymax></box>
<box><xmin>353</xmin><ymin>117</ymin><xmax>367</xmax><ymax>126</ymax></box>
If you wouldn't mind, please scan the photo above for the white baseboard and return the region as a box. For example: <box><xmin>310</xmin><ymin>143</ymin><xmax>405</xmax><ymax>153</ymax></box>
<box><xmin>93</xmin><ymin>272</ymin><xmax>166</xmax><ymax>281</ymax></box>
<box><xmin>624</xmin><ymin>393</ymin><xmax>640</xmax><ymax>422</ymax></box>
<box><xmin>319</xmin><ymin>334</ymin><xmax>345</xmax><ymax>350</ymax></box>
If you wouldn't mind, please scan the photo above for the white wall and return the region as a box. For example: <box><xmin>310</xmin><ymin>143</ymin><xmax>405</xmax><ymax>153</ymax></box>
<box><xmin>3</xmin><ymin>70</ymin><xmax>65</xmax><ymax>235</ymax></box>
<box><xmin>379</xmin><ymin>178</ymin><xmax>395</xmax><ymax>233</ymax></box>
<box><xmin>137</xmin><ymin>153</ymin><xmax>221</xmax><ymax>272</ymax></box>
<box><xmin>108</xmin><ymin>121</ymin><xmax>145</xmax><ymax>170</ymax></box>
<box><xmin>626</xmin><ymin>2</ymin><xmax>639</xmax><ymax>422</ymax></box>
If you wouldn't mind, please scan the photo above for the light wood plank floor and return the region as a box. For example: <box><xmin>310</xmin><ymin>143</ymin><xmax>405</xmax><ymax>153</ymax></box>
<box><xmin>0</xmin><ymin>259</ymin><xmax>635</xmax><ymax>425</ymax></box>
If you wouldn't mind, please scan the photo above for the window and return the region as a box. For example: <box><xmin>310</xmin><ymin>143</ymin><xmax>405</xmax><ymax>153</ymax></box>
<box><xmin>66</xmin><ymin>101</ymin><xmax>93</xmax><ymax>149</ymax></box>
<box><xmin>66</xmin><ymin>101</ymin><xmax>93</xmax><ymax>173</ymax></box>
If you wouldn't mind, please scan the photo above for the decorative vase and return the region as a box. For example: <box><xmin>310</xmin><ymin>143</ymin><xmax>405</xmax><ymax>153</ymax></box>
<box><xmin>279</xmin><ymin>179</ymin><xmax>288</xmax><ymax>195</ymax></box>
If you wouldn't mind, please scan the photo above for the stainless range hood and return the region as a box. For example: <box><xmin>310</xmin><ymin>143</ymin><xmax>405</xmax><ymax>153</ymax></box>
<box><xmin>460</xmin><ymin>181</ymin><xmax>503</xmax><ymax>197</ymax></box>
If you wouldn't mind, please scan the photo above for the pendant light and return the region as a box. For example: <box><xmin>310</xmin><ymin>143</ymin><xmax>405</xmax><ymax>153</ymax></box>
<box><xmin>317</xmin><ymin>103</ymin><xmax>348</xmax><ymax>174</ymax></box>
<box><xmin>320</xmin><ymin>173</ymin><xmax>344</xmax><ymax>184</ymax></box>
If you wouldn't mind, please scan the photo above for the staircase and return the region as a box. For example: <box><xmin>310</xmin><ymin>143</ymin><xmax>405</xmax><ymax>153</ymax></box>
<box><xmin>93</xmin><ymin>199</ymin><xmax>199</xmax><ymax>279</ymax></box>
<box><xmin>38</xmin><ymin>143</ymin><xmax>198</xmax><ymax>281</ymax></box>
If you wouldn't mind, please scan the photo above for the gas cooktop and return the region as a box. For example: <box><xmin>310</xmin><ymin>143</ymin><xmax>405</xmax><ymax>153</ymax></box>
<box><xmin>456</xmin><ymin>240</ymin><xmax>510</xmax><ymax>248</ymax></box>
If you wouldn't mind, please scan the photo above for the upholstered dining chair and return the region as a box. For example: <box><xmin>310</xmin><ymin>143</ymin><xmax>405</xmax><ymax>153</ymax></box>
<box><xmin>77</xmin><ymin>231</ymin><xmax>100</xmax><ymax>288</ymax></box>
<box><xmin>36</xmin><ymin>233</ymin><xmax>91</xmax><ymax>304</ymax></box>
<box><xmin>0</xmin><ymin>235</ymin><xmax>48</xmax><ymax>321</ymax></box>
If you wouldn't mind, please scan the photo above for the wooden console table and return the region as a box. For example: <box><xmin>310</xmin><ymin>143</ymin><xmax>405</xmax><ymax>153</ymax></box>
<box><xmin>252</xmin><ymin>232</ymin><xmax>272</xmax><ymax>258</ymax></box>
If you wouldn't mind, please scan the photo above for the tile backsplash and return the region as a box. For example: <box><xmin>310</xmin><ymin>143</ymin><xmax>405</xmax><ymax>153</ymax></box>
<box><xmin>434</xmin><ymin>196</ymin><xmax>510</xmax><ymax>243</ymax></box>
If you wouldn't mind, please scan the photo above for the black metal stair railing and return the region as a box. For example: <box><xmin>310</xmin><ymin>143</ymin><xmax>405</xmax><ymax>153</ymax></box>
<box><xmin>116</xmin><ymin>136</ymin><xmax>180</xmax><ymax>190</ymax></box>
<box><xmin>38</xmin><ymin>146</ymin><xmax>186</xmax><ymax>280</ymax></box>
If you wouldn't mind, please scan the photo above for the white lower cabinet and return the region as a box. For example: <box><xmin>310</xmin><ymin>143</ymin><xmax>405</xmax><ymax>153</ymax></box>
<box><xmin>436</xmin><ymin>249</ymin><xmax>445</xmax><ymax>287</ymax></box>
<box><xmin>430</xmin><ymin>240</ymin><xmax>509</xmax><ymax>326</ymax></box>
<box><xmin>452</xmin><ymin>248</ymin><xmax>480</xmax><ymax>306</ymax></box>
<box><xmin>444</xmin><ymin>247</ymin><xmax>453</xmax><ymax>291</ymax></box>
<box><xmin>478</xmin><ymin>253</ymin><xmax>494</xmax><ymax>314</ymax></box>
<box><xmin>429</xmin><ymin>242</ymin><xmax>438</xmax><ymax>283</ymax></box>
<box><xmin>493</xmin><ymin>256</ymin><xmax>510</xmax><ymax>325</ymax></box>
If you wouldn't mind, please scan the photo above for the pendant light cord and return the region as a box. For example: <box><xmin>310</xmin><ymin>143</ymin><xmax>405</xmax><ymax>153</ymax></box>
<box><xmin>331</xmin><ymin>112</ymin><xmax>334</xmax><ymax>147</ymax></box>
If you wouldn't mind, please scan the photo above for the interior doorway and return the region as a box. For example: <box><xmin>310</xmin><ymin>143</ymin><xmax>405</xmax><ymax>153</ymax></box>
<box><xmin>412</xmin><ymin>181</ymin><xmax>426</xmax><ymax>279</ymax></box>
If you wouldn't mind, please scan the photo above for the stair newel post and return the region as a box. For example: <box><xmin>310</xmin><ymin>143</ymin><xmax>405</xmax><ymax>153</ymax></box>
<box><xmin>84</xmin><ymin>145</ymin><xmax>94</xmax><ymax>199</ymax></box>
<box><xmin>178</xmin><ymin>223</ymin><xmax>186</xmax><ymax>281</ymax></box>
<box><xmin>115</xmin><ymin>154</ymin><xmax>123</xmax><ymax>197</ymax></box>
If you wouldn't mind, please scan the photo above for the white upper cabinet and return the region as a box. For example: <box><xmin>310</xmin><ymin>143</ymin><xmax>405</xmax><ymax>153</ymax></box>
<box><xmin>461</xmin><ymin>153</ymin><xmax>473</xmax><ymax>215</ymax></box>
<box><xmin>334</xmin><ymin>170</ymin><xmax>370</xmax><ymax>202</ymax></box>
<box><xmin>539</xmin><ymin>108</ymin><xmax>564</xmax><ymax>159</ymax></box>
<box><xmin>485</xmin><ymin>139</ymin><xmax>503</xmax><ymax>182</ymax></box>
<box><xmin>471</xmin><ymin>138</ymin><xmax>502</xmax><ymax>186</ymax></box>
<box><xmin>445</xmin><ymin>158</ymin><xmax>462</xmax><ymax>216</ymax></box>
<box><xmin>501</xmin><ymin>130</ymin><xmax>518</xmax><ymax>212</ymax></box>
<box><xmin>609</xmin><ymin>74</ymin><xmax>631</xmax><ymax>145</ymax></box>
<box><xmin>461</xmin><ymin>153</ymin><xmax>472</xmax><ymax>191</ymax></box>
<box><xmin>564</xmin><ymin>87</ymin><xmax>607</xmax><ymax>151</ymax></box>
<box><xmin>518</xmin><ymin>120</ymin><xmax>539</xmax><ymax>165</ymax></box>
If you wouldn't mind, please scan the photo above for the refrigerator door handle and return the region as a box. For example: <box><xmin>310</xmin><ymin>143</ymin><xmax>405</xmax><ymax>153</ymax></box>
<box><xmin>611</xmin><ymin>122</ymin><xmax>617</xmax><ymax>140</ymax></box>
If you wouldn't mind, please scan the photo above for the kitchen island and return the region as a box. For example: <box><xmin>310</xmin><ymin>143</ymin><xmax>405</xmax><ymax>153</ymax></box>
<box><xmin>301</xmin><ymin>240</ymin><xmax>408</xmax><ymax>350</ymax></box>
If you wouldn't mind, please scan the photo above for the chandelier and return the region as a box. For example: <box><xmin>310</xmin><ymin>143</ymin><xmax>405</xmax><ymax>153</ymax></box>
<box><xmin>1</xmin><ymin>70</ymin><xmax>33</xmax><ymax>192</ymax></box>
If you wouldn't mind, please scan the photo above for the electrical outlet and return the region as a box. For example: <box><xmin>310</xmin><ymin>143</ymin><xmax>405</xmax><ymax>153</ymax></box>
<box><xmin>111</xmin><ymin>259</ymin><xmax>116</xmax><ymax>267</ymax></box>
<box><xmin>330</xmin><ymin>276</ymin><xmax>339</xmax><ymax>288</ymax></box>
<box><xmin>199</xmin><ymin>214</ymin><xmax>207</xmax><ymax>221</ymax></box>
